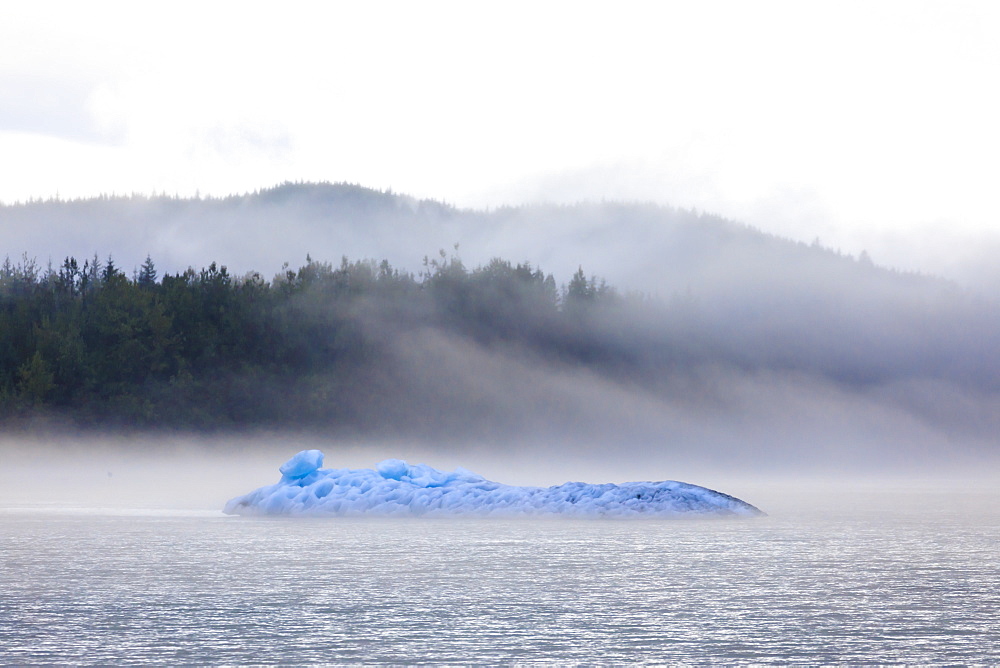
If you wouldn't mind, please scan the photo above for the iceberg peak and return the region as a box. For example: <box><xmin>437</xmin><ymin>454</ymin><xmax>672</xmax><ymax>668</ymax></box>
<box><xmin>278</xmin><ymin>449</ymin><xmax>324</xmax><ymax>479</ymax></box>
<box><xmin>225</xmin><ymin>450</ymin><xmax>764</xmax><ymax>519</ymax></box>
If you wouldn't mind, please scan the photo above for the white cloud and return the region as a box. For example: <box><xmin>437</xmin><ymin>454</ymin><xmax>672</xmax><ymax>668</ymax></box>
<box><xmin>2</xmin><ymin>1</ymin><xmax>1000</xmax><ymax>285</ymax></box>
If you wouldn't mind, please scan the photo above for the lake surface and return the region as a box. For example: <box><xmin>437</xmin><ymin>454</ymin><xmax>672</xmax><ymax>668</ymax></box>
<box><xmin>2</xmin><ymin>484</ymin><xmax>999</xmax><ymax>665</ymax></box>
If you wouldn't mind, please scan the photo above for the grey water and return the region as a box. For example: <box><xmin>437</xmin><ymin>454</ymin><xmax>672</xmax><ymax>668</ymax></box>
<box><xmin>2</xmin><ymin>484</ymin><xmax>999</xmax><ymax>665</ymax></box>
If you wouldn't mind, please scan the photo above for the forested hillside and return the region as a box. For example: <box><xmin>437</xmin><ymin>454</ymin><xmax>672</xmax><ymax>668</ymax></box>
<box><xmin>2</xmin><ymin>243</ymin><xmax>999</xmax><ymax>447</ymax></box>
<box><xmin>0</xmin><ymin>251</ymin><xmax>623</xmax><ymax>428</ymax></box>
<box><xmin>2</xmin><ymin>185</ymin><xmax>999</xmax><ymax>463</ymax></box>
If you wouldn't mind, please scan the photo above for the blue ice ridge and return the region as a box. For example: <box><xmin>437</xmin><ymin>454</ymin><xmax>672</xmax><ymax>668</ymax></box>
<box><xmin>223</xmin><ymin>450</ymin><xmax>765</xmax><ymax>518</ymax></box>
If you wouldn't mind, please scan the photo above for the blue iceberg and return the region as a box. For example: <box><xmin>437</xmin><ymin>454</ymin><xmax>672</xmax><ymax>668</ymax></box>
<box><xmin>223</xmin><ymin>450</ymin><xmax>764</xmax><ymax>518</ymax></box>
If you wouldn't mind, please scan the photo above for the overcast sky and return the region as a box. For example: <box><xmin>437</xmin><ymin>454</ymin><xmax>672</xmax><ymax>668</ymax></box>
<box><xmin>3</xmin><ymin>1</ymin><xmax>999</xmax><ymax>285</ymax></box>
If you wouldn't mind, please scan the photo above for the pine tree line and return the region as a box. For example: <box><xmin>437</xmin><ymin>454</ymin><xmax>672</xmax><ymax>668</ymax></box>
<box><xmin>0</xmin><ymin>252</ymin><xmax>625</xmax><ymax>428</ymax></box>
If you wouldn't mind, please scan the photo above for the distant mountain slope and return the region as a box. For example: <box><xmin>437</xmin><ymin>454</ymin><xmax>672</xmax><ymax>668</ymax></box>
<box><xmin>0</xmin><ymin>181</ymin><xmax>937</xmax><ymax>289</ymax></box>
<box><xmin>2</xmin><ymin>183</ymin><xmax>457</xmax><ymax>281</ymax></box>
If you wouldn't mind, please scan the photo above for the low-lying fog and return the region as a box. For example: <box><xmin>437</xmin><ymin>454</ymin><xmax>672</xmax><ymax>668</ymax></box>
<box><xmin>2</xmin><ymin>429</ymin><xmax>997</xmax><ymax>517</ymax></box>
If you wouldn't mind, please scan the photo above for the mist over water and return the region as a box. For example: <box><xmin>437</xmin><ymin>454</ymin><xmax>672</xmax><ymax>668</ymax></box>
<box><xmin>2</xmin><ymin>427</ymin><xmax>997</xmax><ymax>515</ymax></box>
<box><xmin>3</xmin><ymin>185</ymin><xmax>999</xmax><ymax>663</ymax></box>
<box><xmin>2</xmin><ymin>428</ymin><xmax>999</xmax><ymax>664</ymax></box>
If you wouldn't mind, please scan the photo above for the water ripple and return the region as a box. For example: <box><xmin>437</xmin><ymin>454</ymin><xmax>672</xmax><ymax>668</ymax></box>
<box><xmin>1</xmin><ymin>503</ymin><xmax>998</xmax><ymax>664</ymax></box>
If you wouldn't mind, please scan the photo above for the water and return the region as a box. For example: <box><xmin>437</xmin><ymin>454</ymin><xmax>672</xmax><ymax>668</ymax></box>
<box><xmin>2</xmin><ymin>485</ymin><xmax>999</xmax><ymax>665</ymax></box>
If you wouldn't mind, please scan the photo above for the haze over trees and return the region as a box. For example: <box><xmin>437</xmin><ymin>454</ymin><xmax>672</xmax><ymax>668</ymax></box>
<box><xmin>0</xmin><ymin>251</ymin><xmax>601</xmax><ymax>427</ymax></box>
<box><xmin>1</xmin><ymin>183</ymin><xmax>998</xmax><ymax>468</ymax></box>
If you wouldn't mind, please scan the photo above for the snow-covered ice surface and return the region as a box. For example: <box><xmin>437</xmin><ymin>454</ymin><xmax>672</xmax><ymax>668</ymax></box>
<box><xmin>223</xmin><ymin>450</ymin><xmax>764</xmax><ymax>518</ymax></box>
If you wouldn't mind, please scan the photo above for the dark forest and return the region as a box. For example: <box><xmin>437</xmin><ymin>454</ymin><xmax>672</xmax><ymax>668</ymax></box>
<box><xmin>0</xmin><ymin>251</ymin><xmax>632</xmax><ymax>430</ymax></box>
